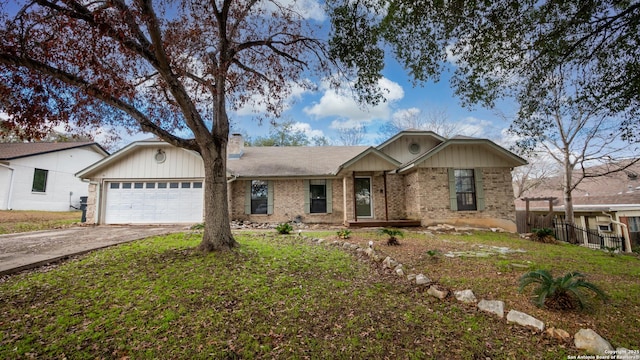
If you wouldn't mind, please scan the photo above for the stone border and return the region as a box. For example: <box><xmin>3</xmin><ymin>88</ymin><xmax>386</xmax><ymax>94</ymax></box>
<box><xmin>300</xmin><ymin>235</ymin><xmax>628</xmax><ymax>357</ymax></box>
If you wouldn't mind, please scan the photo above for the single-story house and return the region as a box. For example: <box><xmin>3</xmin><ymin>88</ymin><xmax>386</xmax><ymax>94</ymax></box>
<box><xmin>76</xmin><ymin>130</ymin><xmax>527</xmax><ymax>230</ymax></box>
<box><xmin>0</xmin><ymin>142</ymin><xmax>109</xmax><ymax>211</ymax></box>
<box><xmin>516</xmin><ymin>160</ymin><xmax>640</xmax><ymax>250</ymax></box>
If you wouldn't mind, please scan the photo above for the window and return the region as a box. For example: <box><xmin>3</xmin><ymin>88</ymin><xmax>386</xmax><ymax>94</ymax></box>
<box><xmin>193</xmin><ymin>182</ymin><xmax>203</xmax><ymax>189</ymax></box>
<box><xmin>250</xmin><ymin>180</ymin><xmax>268</xmax><ymax>214</ymax></box>
<box><xmin>146</xmin><ymin>182</ymin><xmax>155</xmax><ymax>189</ymax></box>
<box><xmin>309</xmin><ymin>180</ymin><xmax>327</xmax><ymax>213</ymax></box>
<box><xmin>629</xmin><ymin>217</ymin><xmax>640</xmax><ymax>232</ymax></box>
<box><xmin>109</xmin><ymin>183</ymin><xmax>120</xmax><ymax>189</ymax></box>
<box><xmin>32</xmin><ymin>168</ymin><xmax>48</xmax><ymax>192</ymax></box>
<box><xmin>181</xmin><ymin>182</ymin><xmax>191</xmax><ymax>188</ymax></box>
<box><xmin>122</xmin><ymin>182</ymin><xmax>132</xmax><ymax>189</ymax></box>
<box><xmin>169</xmin><ymin>182</ymin><xmax>179</xmax><ymax>188</ymax></box>
<box><xmin>455</xmin><ymin>169</ymin><xmax>476</xmax><ymax>210</ymax></box>
<box><xmin>449</xmin><ymin>169</ymin><xmax>484</xmax><ymax>211</ymax></box>
<box><xmin>158</xmin><ymin>182</ymin><xmax>167</xmax><ymax>189</ymax></box>
<box><xmin>134</xmin><ymin>182</ymin><xmax>144</xmax><ymax>189</ymax></box>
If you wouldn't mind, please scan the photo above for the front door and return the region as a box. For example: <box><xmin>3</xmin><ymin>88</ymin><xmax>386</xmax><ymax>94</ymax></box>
<box><xmin>355</xmin><ymin>177</ymin><xmax>372</xmax><ymax>218</ymax></box>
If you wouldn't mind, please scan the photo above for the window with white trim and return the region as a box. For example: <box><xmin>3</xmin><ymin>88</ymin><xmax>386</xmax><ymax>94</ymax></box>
<box><xmin>32</xmin><ymin>168</ymin><xmax>48</xmax><ymax>192</ymax></box>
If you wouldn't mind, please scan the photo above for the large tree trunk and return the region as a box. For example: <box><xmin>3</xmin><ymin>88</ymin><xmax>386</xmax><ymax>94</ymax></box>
<box><xmin>562</xmin><ymin>156</ymin><xmax>578</xmax><ymax>243</ymax></box>
<box><xmin>197</xmin><ymin>138</ymin><xmax>237</xmax><ymax>252</ymax></box>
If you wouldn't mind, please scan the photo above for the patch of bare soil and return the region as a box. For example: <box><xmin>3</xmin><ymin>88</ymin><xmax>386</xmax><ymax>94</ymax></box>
<box><xmin>337</xmin><ymin>229</ymin><xmax>625</xmax><ymax>351</ymax></box>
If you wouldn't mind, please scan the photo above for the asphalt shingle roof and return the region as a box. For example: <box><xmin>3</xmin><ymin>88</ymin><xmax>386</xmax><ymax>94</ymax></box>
<box><xmin>0</xmin><ymin>142</ymin><xmax>101</xmax><ymax>160</ymax></box>
<box><xmin>227</xmin><ymin>146</ymin><xmax>369</xmax><ymax>177</ymax></box>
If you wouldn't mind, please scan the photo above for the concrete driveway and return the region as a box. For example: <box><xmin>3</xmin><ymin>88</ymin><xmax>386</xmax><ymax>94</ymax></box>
<box><xmin>0</xmin><ymin>225</ymin><xmax>186</xmax><ymax>276</ymax></box>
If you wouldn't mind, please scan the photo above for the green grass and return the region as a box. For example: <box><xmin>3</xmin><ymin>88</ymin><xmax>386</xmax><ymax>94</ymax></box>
<box><xmin>1</xmin><ymin>231</ymin><xmax>638</xmax><ymax>359</ymax></box>
<box><xmin>0</xmin><ymin>210</ymin><xmax>81</xmax><ymax>234</ymax></box>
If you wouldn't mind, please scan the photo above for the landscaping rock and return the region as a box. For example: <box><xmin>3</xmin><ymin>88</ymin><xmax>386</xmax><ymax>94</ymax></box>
<box><xmin>415</xmin><ymin>274</ymin><xmax>431</xmax><ymax>285</ymax></box>
<box><xmin>454</xmin><ymin>289</ymin><xmax>477</xmax><ymax>303</ymax></box>
<box><xmin>506</xmin><ymin>310</ymin><xmax>544</xmax><ymax>331</ymax></box>
<box><xmin>395</xmin><ymin>268</ymin><xmax>405</xmax><ymax>277</ymax></box>
<box><xmin>382</xmin><ymin>256</ymin><xmax>392</xmax><ymax>268</ymax></box>
<box><xmin>342</xmin><ymin>242</ymin><xmax>351</xmax><ymax>249</ymax></box>
<box><xmin>427</xmin><ymin>285</ymin><xmax>448</xmax><ymax>300</ymax></box>
<box><xmin>407</xmin><ymin>274</ymin><xmax>417</xmax><ymax>282</ymax></box>
<box><xmin>477</xmin><ymin>299</ymin><xmax>504</xmax><ymax>318</ymax></box>
<box><xmin>574</xmin><ymin>328</ymin><xmax>613</xmax><ymax>355</ymax></box>
<box><xmin>364</xmin><ymin>248</ymin><xmax>374</xmax><ymax>257</ymax></box>
<box><xmin>316</xmin><ymin>238</ymin><xmax>325</xmax><ymax>245</ymax></box>
<box><xmin>545</xmin><ymin>327</ymin><xmax>571</xmax><ymax>342</ymax></box>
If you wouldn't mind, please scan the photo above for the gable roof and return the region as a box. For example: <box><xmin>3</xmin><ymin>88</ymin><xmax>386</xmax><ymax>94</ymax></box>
<box><xmin>397</xmin><ymin>136</ymin><xmax>527</xmax><ymax>172</ymax></box>
<box><xmin>227</xmin><ymin>146</ymin><xmax>369</xmax><ymax>178</ymax></box>
<box><xmin>377</xmin><ymin>130</ymin><xmax>446</xmax><ymax>151</ymax></box>
<box><xmin>516</xmin><ymin>159</ymin><xmax>640</xmax><ymax>211</ymax></box>
<box><xmin>75</xmin><ymin>139</ymin><xmax>197</xmax><ymax>178</ymax></box>
<box><xmin>0</xmin><ymin>141</ymin><xmax>108</xmax><ymax>160</ymax></box>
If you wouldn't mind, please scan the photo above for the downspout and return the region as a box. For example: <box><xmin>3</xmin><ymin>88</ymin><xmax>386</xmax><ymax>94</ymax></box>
<box><xmin>0</xmin><ymin>163</ymin><xmax>15</xmax><ymax>210</ymax></box>
<box><xmin>602</xmin><ymin>211</ymin><xmax>632</xmax><ymax>253</ymax></box>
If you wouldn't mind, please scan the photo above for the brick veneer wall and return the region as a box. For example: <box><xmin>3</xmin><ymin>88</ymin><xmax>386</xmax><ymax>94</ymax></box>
<box><xmin>403</xmin><ymin>167</ymin><xmax>516</xmax><ymax>229</ymax></box>
<box><xmin>229</xmin><ymin>179</ymin><xmax>345</xmax><ymax>224</ymax></box>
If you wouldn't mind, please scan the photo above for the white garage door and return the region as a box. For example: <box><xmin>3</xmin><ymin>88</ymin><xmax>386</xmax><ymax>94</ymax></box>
<box><xmin>104</xmin><ymin>180</ymin><xmax>204</xmax><ymax>224</ymax></box>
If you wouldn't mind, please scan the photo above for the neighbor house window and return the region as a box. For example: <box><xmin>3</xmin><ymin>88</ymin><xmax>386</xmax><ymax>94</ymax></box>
<box><xmin>32</xmin><ymin>168</ymin><xmax>48</xmax><ymax>192</ymax></box>
<box><xmin>628</xmin><ymin>217</ymin><xmax>640</xmax><ymax>232</ymax></box>
<box><xmin>246</xmin><ymin>180</ymin><xmax>271</xmax><ymax>215</ymax></box>
<box><xmin>448</xmin><ymin>169</ymin><xmax>485</xmax><ymax>211</ymax></box>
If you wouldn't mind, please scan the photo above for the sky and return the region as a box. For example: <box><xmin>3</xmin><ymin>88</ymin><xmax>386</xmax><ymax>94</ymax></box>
<box><xmin>1</xmin><ymin>0</ymin><xmax>517</xmax><ymax>150</ymax></box>
<box><xmin>115</xmin><ymin>0</ymin><xmax>518</xmax><ymax>150</ymax></box>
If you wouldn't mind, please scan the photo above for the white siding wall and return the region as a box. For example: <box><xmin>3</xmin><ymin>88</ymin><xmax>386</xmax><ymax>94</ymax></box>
<box><xmin>91</xmin><ymin>146</ymin><xmax>204</xmax><ymax>179</ymax></box>
<box><xmin>0</xmin><ymin>165</ymin><xmax>12</xmax><ymax>210</ymax></box>
<box><xmin>417</xmin><ymin>144</ymin><xmax>515</xmax><ymax>168</ymax></box>
<box><xmin>3</xmin><ymin>147</ymin><xmax>106</xmax><ymax>211</ymax></box>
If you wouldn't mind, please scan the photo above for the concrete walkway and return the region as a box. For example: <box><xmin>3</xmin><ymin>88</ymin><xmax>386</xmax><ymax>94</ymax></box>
<box><xmin>0</xmin><ymin>225</ymin><xmax>185</xmax><ymax>276</ymax></box>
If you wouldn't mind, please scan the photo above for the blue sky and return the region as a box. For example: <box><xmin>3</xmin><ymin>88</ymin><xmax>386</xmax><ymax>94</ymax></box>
<box><xmin>1</xmin><ymin>0</ymin><xmax>516</xmax><ymax>149</ymax></box>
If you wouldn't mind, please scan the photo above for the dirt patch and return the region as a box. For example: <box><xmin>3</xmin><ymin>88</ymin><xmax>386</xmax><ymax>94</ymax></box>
<box><xmin>0</xmin><ymin>210</ymin><xmax>81</xmax><ymax>223</ymax></box>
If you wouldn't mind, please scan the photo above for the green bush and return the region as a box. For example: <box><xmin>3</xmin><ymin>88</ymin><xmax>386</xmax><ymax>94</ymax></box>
<box><xmin>336</xmin><ymin>229</ymin><xmax>351</xmax><ymax>239</ymax></box>
<box><xmin>378</xmin><ymin>228</ymin><xmax>403</xmax><ymax>246</ymax></box>
<box><xmin>531</xmin><ymin>228</ymin><xmax>557</xmax><ymax>243</ymax></box>
<box><xmin>276</xmin><ymin>222</ymin><xmax>294</xmax><ymax>235</ymax></box>
<box><xmin>519</xmin><ymin>269</ymin><xmax>608</xmax><ymax>310</ymax></box>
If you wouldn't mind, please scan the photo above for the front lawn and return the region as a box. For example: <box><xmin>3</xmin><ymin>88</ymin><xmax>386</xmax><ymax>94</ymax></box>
<box><xmin>1</xmin><ymin>230</ymin><xmax>638</xmax><ymax>359</ymax></box>
<box><xmin>0</xmin><ymin>210</ymin><xmax>81</xmax><ymax>234</ymax></box>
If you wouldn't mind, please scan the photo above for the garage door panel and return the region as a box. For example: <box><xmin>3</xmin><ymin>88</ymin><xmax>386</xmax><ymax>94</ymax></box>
<box><xmin>105</xmin><ymin>180</ymin><xmax>203</xmax><ymax>224</ymax></box>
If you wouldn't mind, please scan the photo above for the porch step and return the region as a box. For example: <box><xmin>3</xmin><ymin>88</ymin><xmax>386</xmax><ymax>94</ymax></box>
<box><xmin>347</xmin><ymin>220</ymin><xmax>422</xmax><ymax>228</ymax></box>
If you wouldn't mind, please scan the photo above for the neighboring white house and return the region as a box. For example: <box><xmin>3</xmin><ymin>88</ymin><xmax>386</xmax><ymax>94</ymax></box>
<box><xmin>0</xmin><ymin>142</ymin><xmax>109</xmax><ymax>211</ymax></box>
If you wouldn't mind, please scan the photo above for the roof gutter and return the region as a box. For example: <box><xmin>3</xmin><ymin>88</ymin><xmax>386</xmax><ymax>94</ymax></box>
<box><xmin>0</xmin><ymin>163</ymin><xmax>15</xmax><ymax>210</ymax></box>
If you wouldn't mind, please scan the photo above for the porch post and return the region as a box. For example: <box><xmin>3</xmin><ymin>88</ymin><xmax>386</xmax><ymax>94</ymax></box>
<box><xmin>353</xmin><ymin>172</ymin><xmax>357</xmax><ymax>222</ymax></box>
<box><xmin>383</xmin><ymin>171</ymin><xmax>389</xmax><ymax>221</ymax></box>
<box><xmin>342</xmin><ymin>177</ymin><xmax>348</xmax><ymax>225</ymax></box>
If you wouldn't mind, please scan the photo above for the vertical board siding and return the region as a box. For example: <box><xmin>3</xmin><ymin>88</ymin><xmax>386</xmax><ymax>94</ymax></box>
<box><xmin>417</xmin><ymin>144</ymin><xmax>512</xmax><ymax>168</ymax></box>
<box><xmin>380</xmin><ymin>136</ymin><xmax>442</xmax><ymax>164</ymax></box>
<box><xmin>95</xmin><ymin>146</ymin><xmax>205</xmax><ymax>179</ymax></box>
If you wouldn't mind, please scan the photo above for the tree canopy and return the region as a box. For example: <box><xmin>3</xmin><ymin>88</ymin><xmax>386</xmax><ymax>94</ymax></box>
<box><xmin>0</xmin><ymin>0</ymin><xmax>339</xmax><ymax>251</ymax></box>
<box><xmin>329</xmin><ymin>0</ymin><xmax>640</xmax><ymax>138</ymax></box>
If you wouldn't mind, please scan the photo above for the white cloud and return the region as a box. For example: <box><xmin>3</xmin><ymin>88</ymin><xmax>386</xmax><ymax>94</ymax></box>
<box><xmin>304</xmin><ymin>77</ymin><xmax>405</xmax><ymax>122</ymax></box>
<box><xmin>258</xmin><ymin>0</ymin><xmax>326</xmax><ymax>21</ymax></box>
<box><xmin>235</xmin><ymin>81</ymin><xmax>312</xmax><ymax>116</ymax></box>
<box><xmin>291</xmin><ymin>121</ymin><xmax>324</xmax><ymax>138</ymax></box>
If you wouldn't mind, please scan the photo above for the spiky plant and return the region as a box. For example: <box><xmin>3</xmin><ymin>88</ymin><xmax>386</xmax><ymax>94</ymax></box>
<box><xmin>378</xmin><ymin>228</ymin><xmax>403</xmax><ymax>246</ymax></box>
<box><xmin>518</xmin><ymin>270</ymin><xmax>608</xmax><ymax>310</ymax></box>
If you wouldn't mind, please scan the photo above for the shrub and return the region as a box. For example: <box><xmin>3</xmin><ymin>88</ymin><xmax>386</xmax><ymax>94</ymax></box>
<box><xmin>336</xmin><ymin>229</ymin><xmax>351</xmax><ymax>239</ymax></box>
<box><xmin>531</xmin><ymin>228</ymin><xmax>557</xmax><ymax>243</ymax></box>
<box><xmin>518</xmin><ymin>270</ymin><xmax>608</xmax><ymax>310</ymax></box>
<box><xmin>275</xmin><ymin>222</ymin><xmax>293</xmax><ymax>235</ymax></box>
<box><xmin>378</xmin><ymin>228</ymin><xmax>403</xmax><ymax>246</ymax></box>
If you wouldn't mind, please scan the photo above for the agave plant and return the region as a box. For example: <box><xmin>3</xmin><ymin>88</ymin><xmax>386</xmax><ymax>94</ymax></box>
<box><xmin>378</xmin><ymin>228</ymin><xmax>403</xmax><ymax>246</ymax></box>
<box><xmin>518</xmin><ymin>270</ymin><xmax>608</xmax><ymax>310</ymax></box>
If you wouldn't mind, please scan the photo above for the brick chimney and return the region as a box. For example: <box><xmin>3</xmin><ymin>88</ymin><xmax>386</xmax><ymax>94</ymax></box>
<box><xmin>228</xmin><ymin>133</ymin><xmax>244</xmax><ymax>159</ymax></box>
